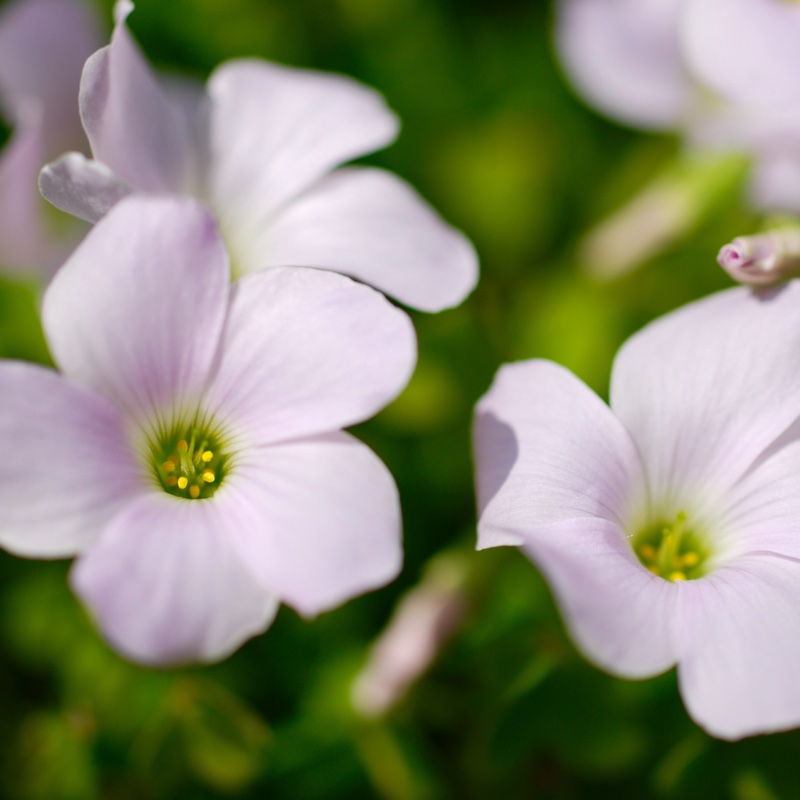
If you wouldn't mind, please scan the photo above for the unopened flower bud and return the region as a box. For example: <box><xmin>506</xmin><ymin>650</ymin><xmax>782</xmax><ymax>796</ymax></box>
<box><xmin>718</xmin><ymin>226</ymin><xmax>800</xmax><ymax>287</ymax></box>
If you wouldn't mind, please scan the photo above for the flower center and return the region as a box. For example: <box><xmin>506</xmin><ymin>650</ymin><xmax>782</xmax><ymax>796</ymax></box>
<box><xmin>631</xmin><ymin>512</ymin><xmax>711</xmax><ymax>581</ymax></box>
<box><xmin>149</xmin><ymin>425</ymin><xmax>230</xmax><ymax>500</ymax></box>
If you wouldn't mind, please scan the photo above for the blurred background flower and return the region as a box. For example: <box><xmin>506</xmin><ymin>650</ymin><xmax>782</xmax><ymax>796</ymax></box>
<box><xmin>0</xmin><ymin>0</ymin><xmax>796</xmax><ymax>798</ymax></box>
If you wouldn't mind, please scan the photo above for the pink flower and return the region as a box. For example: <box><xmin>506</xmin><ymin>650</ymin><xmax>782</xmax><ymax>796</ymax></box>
<box><xmin>475</xmin><ymin>285</ymin><xmax>800</xmax><ymax>739</ymax></box>
<box><xmin>0</xmin><ymin>0</ymin><xmax>102</xmax><ymax>277</ymax></box>
<box><xmin>0</xmin><ymin>194</ymin><xmax>416</xmax><ymax>665</ymax></box>
<box><xmin>556</xmin><ymin>0</ymin><xmax>800</xmax><ymax>213</ymax></box>
<box><xmin>39</xmin><ymin>0</ymin><xmax>478</xmax><ymax>312</ymax></box>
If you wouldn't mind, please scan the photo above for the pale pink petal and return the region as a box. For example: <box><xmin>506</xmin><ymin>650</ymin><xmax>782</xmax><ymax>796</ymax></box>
<box><xmin>80</xmin><ymin>1</ymin><xmax>192</xmax><ymax>191</ymax></box>
<box><xmin>205</xmin><ymin>58</ymin><xmax>398</xmax><ymax>271</ymax></box>
<box><xmin>42</xmin><ymin>195</ymin><xmax>228</xmax><ymax>423</ymax></box>
<box><xmin>253</xmin><ymin>167</ymin><xmax>478</xmax><ymax>312</ymax></box>
<box><xmin>556</xmin><ymin>0</ymin><xmax>690</xmax><ymax>129</ymax></box>
<box><xmin>610</xmin><ymin>285</ymin><xmax>800</xmax><ymax>515</ymax></box>
<box><xmin>523</xmin><ymin>517</ymin><xmax>679</xmax><ymax>678</ymax></box>
<box><xmin>0</xmin><ymin>0</ymin><xmax>101</xmax><ymax>153</ymax></box>
<box><xmin>682</xmin><ymin>0</ymin><xmax>800</xmax><ymax>106</ymax></box>
<box><xmin>204</xmin><ymin>267</ymin><xmax>416</xmax><ymax>445</ymax></box>
<box><xmin>749</xmin><ymin>149</ymin><xmax>800</xmax><ymax>214</ymax></box>
<box><xmin>72</xmin><ymin>492</ymin><xmax>279</xmax><ymax>665</ymax></box>
<box><xmin>0</xmin><ymin>110</ymin><xmax>85</xmax><ymax>276</ymax></box>
<box><xmin>225</xmin><ymin>432</ymin><xmax>402</xmax><ymax>617</ymax></box>
<box><xmin>0</xmin><ymin>361</ymin><xmax>143</xmax><ymax>557</ymax></box>
<box><xmin>39</xmin><ymin>151</ymin><xmax>134</xmax><ymax>223</ymax></box>
<box><xmin>677</xmin><ymin>553</ymin><xmax>800</xmax><ymax>739</ymax></box>
<box><xmin>474</xmin><ymin>360</ymin><xmax>645</xmax><ymax>549</ymax></box>
<box><xmin>718</xmin><ymin>431</ymin><xmax>800</xmax><ymax>558</ymax></box>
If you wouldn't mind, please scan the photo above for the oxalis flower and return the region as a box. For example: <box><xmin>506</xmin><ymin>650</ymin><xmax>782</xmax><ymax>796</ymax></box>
<box><xmin>0</xmin><ymin>0</ymin><xmax>101</xmax><ymax>277</ymax></box>
<box><xmin>39</xmin><ymin>0</ymin><xmax>477</xmax><ymax>312</ymax></box>
<box><xmin>557</xmin><ymin>0</ymin><xmax>800</xmax><ymax>213</ymax></box>
<box><xmin>0</xmin><ymin>194</ymin><xmax>415</xmax><ymax>666</ymax></box>
<box><xmin>474</xmin><ymin>285</ymin><xmax>800</xmax><ymax>739</ymax></box>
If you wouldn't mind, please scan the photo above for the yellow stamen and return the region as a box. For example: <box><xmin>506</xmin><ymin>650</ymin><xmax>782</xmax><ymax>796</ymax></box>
<box><xmin>177</xmin><ymin>440</ymin><xmax>188</xmax><ymax>454</ymax></box>
<box><xmin>202</xmin><ymin>470</ymin><xmax>215</xmax><ymax>483</ymax></box>
<box><xmin>682</xmin><ymin>552</ymin><xmax>699</xmax><ymax>567</ymax></box>
<box><xmin>669</xmin><ymin>571</ymin><xmax>687</xmax><ymax>582</ymax></box>
<box><xmin>640</xmin><ymin>544</ymin><xmax>656</xmax><ymax>560</ymax></box>
<box><xmin>202</xmin><ymin>451</ymin><xmax>213</xmax><ymax>462</ymax></box>
<box><xmin>162</xmin><ymin>461</ymin><xmax>175</xmax><ymax>472</ymax></box>
<box><xmin>165</xmin><ymin>476</ymin><xmax>178</xmax><ymax>487</ymax></box>
<box><xmin>189</xmin><ymin>485</ymin><xmax>200</xmax><ymax>499</ymax></box>
<box><xmin>177</xmin><ymin>476</ymin><xmax>188</xmax><ymax>490</ymax></box>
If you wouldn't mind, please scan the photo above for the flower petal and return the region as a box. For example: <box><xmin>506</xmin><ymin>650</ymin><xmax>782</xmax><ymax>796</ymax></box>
<box><xmin>555</xmin><ymin>0</ymin><xmax>690</xmax><ymax>130</ymax></box>
<box><xmin>252</xmin><ymin>167</ymin><xmax>478</xmax><ymax>312</ymax></box>
<box><xmin>42</xmin><ymin>195</ymin><xmax>229</xmax><ymax>423</ymax></box>
<box><xmin>523</xmin><ymin>517</ymin><xmax>679</xmax><ymax>678</ymax></box>
<box><xmin>610</xmin><ymin>284</ymin><xmax>800</xmax><ymax>515</ymax></box>
<box><xmin>80</xmin><ymin>0</ymin><xmax>192</xmax><ymax>191</ymax></box>
<box><xmin>205</xmin><ymin>58</ymin><xmax>399</xmax><ymax>270</ymax></box>
<box><xmin>71</xmin><ymin>492</ymin><xmax>279</xmax><ymax>665</ymax></box>
<box><xmin>0</xmin><ymin>110</ymin><xmax>84</xmax><ymax>277</ymax></box>
<box><xmin>204</xmin><ymin>267</ymin><xmax>416</xmax><ymax>445</ymax></box>
<box><xmin>0</xmin><ymin>361</ymin><xmax>143</xmax><ymax>557</ymax></box>
<box><xmin>39</xmin><ymin>151</ymin><xmax>134</xmax><ymax>223</ymax></box>
<box><xmin>0</xmin><ymin>0</ymin><xmax>100</xmax><ymax>153</ymax></box>
<box><xmin>225</xmin><ymin>432</ymin><xmax>402</xmax><ymax>617</ymax></box>
<box><xmin>682</xmin><ymin>0</ymin><xmax>800</xmax><ymax>106</ymax></box>
<box><xmin>474</xmin><ymin>360</ymin><xmax>645</xmax><ymax>549</ymax></box>
<box><xmin>677</xmin><ymin>553</ymin><xmax>800</xmax><ymax>739</ymax></box>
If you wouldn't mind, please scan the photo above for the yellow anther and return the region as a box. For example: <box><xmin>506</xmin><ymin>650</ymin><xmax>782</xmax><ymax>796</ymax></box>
<box><xmin>202</xmin><ymin>470</ymin><xmax>215</xmax><ymax>483</ymax></box>
<box><xmin>177</xmin><ymin>440</ymin><xmax>188</xmax><ymax>453</ymax></box>
<box><xmin>682</xmin><ymin>552</ymin><xmax>699</xmax><ymax>567</ymax></box>
<box><xmin>189</xmin><ymin>485</ymin><xmax>200</xmax><ymax>499</ymax></box>
<box><xmin>165</xmin><ymin>476</ymin><xmax>178</xmax><ymax>487</ymax></box>
<box><xmin>640</xmin><ymin>544</ymin><xmax>656</xmax><ymax>560</ymax></box>
<box><xmin>202</xmin><ymin>451</ymin><xmax>213</xmax><ymax>462</ymax></box>
<box><xmin>162</xmin><ymin>461</ymin><xmax>176</xmax><ymax>472</ymax></box>
<box><xmin>669</xmin><ymin>571</ymin><xmax>687</xmax><ymax>582</ymax></box>
<box><xmin>167</xmin><ymin>455</ymin><xmax>180</xmax><ymax>465</ymax></box>
<box><xmin>177</xmin><ymin>476</ymin><xmax>188</xmax><ymax>490</ymax></box>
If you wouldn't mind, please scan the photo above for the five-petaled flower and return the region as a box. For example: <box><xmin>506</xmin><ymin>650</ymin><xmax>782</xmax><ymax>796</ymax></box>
<box><xmin>39</xmin><ymin>0</ymin><xmax>478</xmax><ymax>312</ymax></box>
<box><xmin>475</xmin><ymin>285</ymin><xmax>800</xmax><ymax>739</ymax></box>
<box><xmin>0</xmin><ymin>194</ymin><xmax>416</xmax><ymax>665</ymax></box>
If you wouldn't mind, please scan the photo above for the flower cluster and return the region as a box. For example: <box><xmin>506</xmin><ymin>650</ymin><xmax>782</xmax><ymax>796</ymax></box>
<box><xmin>0</xmin><ymin>0</ymin><xmax>476</xmax><ymax>665</ymax></box>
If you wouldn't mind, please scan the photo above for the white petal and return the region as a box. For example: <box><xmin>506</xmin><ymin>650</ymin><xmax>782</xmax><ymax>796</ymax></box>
<box><xmin>677</xmin><ymin>553</ymin><xmax>800</xmax><ymax>739</ymax></box>
<box><xmin>72</xmin><ymin>492</ymin><xmax>279</xmax><ymax>665</ymax></box>
<box><xmin>682</xmin><ymin>0</ymin><xmax>800</xmax><ymax>106</ymax></box>
<box><xmin>42</xmin><ymin>195</ymin><xmax>229</xmax><ymax>423</ymax></box>
<box><xmin>204</xmin><ymin>267</ymin><xmax>416</xmax><ymax>445</ymax></box>
<box><xmin>610</xmin><ymin>284</ymin><xmax>800</xmax><ymax>515</ymax></box>
<box><xmin>556</xmin><ymin>0</ymin><xmax>690</xmax><ymax>129</ymax></box>
<box><xmin>39</xmin><ymin>151</ymin><xmax>134</xmax><ymax>223</ymax></box>
<box><xmin>0</xmin><ymin>110</ymin><xmax>84</xmax><ymax>277</ymax></box>
<box><xmin>523</xmin><ymin>517</ymin><xmax>679</xmax><ymax>678</ymax></box>
<box><xmin>474</xmin><ymin>360</ymin><xmax>645</xmax><ymax>549</ymax></box>
<box><xmin>0</xmin><ymin>0</ymin><xmax>100</xmax><ymax>153</ymax></box>
<box><xmin>254</xmin><ymin>167</ymin><xmax>478</xmax><ymax>312</ymax></box>
<box><xmin>205</xmin><ymin>58</ymin><xmax>399</xmax><ymax>269</ymax></box>
<box><xmin>226</xmin><ymin>432</ymin><xmax>402</xmax><ymax>617</ymax></box>
<box><xmin>0</xmin><ymin>361</ymin><xmax>143</xmax><ymax>557</ymax></box>
<box><xmin>80</xmin><ymin>0</ymin><xmax>192</xmax><ymax>191</ymax></box>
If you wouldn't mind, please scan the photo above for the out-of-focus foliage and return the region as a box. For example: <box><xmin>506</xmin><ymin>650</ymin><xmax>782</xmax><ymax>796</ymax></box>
<box><xmin>0</xmin><ymin>0</ymin><xmax>792</xmax><ymax>797</ymax></box>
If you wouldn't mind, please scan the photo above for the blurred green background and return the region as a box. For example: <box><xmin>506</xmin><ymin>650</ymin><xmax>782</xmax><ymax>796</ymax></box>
<box><xmin>0</xmin><ymin>0</ymin><xmax>792</xmax><ymax>798</ymax></box>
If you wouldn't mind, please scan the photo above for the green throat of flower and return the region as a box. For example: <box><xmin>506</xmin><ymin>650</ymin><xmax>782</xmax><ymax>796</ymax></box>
<box><xmin>149</xmin><ymin>423</ymin><xmax>231</xmax><ymax>500</ymax></box>
<box><xmin>631</xmin><ymin>512</ymin><xmax>711</xmax><ymax>582</ymax></box>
